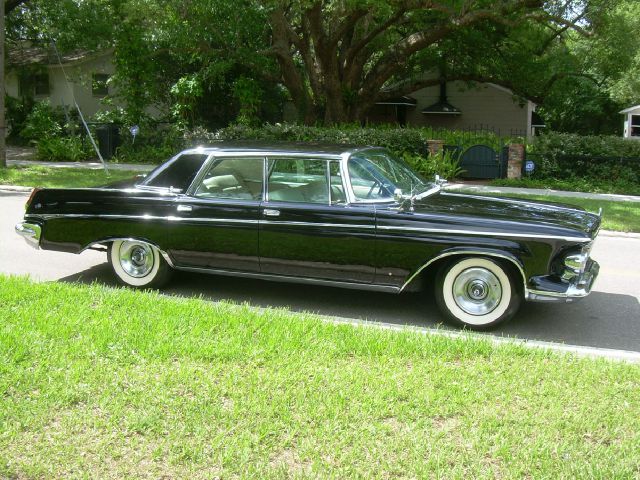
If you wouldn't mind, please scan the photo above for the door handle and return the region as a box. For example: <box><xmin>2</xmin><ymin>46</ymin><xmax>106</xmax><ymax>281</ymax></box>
<box><xmin>177</xmin><ymin>204</ymin><xmax>193</xmax><ymax>212</ymax></box>
<box><xmin>263</xmin><ymin>208</ymin><xmax>280</xmax><ymax>217</ymax></box>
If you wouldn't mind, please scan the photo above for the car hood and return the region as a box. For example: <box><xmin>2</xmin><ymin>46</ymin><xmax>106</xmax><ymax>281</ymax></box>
<box><xmin>406</xmin><ymin>191</ymin><xmax>601</xmax><ymax>240</ymax></box>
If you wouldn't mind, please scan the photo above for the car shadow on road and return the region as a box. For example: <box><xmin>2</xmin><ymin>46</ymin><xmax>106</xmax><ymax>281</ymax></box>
<box><xmin>58</xmin><ymin>263</ymin><xmax>640</xmax><ymax>353</ymax></box>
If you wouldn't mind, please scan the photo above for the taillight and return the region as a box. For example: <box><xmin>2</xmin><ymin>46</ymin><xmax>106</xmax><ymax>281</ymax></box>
<box><xmin>25</xmin><ymin>187</ymin><xmax>41</xmax><ymax>211</ymax></box>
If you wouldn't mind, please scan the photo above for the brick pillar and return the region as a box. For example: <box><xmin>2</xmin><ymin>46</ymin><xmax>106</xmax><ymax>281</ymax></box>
<box><xmin>507</xmin><ymin>144</ymin><xmax>525</xmax><ymax>179</ymax></box>
<box><xmin>426</xmin><ymin>139</ymin><xmax>444</xmax><ymax>156</ymax></box>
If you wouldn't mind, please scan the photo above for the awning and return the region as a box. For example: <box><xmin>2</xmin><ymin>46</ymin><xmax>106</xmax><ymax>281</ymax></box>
<box><xmin>375</xmin><ymin>96</ymin><xmax>417</xmax><ymax>107</ymax></box>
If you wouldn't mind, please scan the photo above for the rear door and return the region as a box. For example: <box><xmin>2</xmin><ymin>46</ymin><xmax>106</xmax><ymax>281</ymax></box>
<box><xmin>163</xmin><ymin>156</ymin><xmax>263</xmax><ymax>272</ymax></box>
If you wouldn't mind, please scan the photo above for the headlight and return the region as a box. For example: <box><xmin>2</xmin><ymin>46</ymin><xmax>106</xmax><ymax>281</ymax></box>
<box><xmin>561</xmin><ymin>243</ymin><xmax>592</xmax><ymax>281</ymax></box>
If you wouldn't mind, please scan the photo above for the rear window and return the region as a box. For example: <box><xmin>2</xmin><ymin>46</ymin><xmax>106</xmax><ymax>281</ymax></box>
<box><xmin>142</xmin><ymin>153</ymin><xmax>208</xmax><ymax>192</ymax></box>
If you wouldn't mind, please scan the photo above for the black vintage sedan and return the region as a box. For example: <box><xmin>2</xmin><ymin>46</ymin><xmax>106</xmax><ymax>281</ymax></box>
<box><xmin>16</xmin><ymin>143</ymin><xmax>601</xmax><ymax>329</ymax></box>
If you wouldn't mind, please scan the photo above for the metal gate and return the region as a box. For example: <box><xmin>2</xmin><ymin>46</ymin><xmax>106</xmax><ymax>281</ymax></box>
<box><xmin>459</xmin><ymin>145</ymin><xmax>502</xmax><ymax>179</ymax></box>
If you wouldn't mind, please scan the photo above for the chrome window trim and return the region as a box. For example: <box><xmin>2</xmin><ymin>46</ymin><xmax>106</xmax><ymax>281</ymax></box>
<box><xmin>264</xmin><ymin>156</ymin><xmax>345</xmax><ymax>206</ymax></box>
<box><xmin>185</xmin><ymin>154</ymin><xmax>266</xmax><ymax>200</ymax></box>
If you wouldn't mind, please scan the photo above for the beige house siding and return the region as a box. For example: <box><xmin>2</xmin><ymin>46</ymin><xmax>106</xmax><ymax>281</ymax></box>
<box><xmin>6</xmin><ymin>51</ymin><xmax>119</xmax><ymax>118</ymax></box>
<box><xmin>398</xmin><ymin>81</ymin><xmax>531</xmax><ymax>135</ymax></box>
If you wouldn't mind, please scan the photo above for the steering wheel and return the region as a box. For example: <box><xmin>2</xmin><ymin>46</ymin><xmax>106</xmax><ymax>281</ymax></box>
<box><xmin>365</xmin><ymin>180</ymin><xmax>383</xmax><ymax>199</ymax></box>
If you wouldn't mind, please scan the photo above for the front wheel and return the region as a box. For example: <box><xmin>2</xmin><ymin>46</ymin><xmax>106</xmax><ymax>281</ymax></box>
<box><xmin>108</xmin><ymin>240</ymin><xmax>172</xmax><ymax>288</ymax></box>
<box><xmin>435</xmin><ymin>257</ymin><xmax>522</xmax><ymax>330</ymax></box>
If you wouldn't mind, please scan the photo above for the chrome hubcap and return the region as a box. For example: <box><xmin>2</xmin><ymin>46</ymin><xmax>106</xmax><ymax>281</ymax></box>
<box><xmin>118</xmin><ymin>241</ymin><xmax>154</xmax><ymax>278</ymax></box>
<box><xmin>453</xmin><ymin>268</ymin><xmax>502</xmax><ymax>315</ymax></box>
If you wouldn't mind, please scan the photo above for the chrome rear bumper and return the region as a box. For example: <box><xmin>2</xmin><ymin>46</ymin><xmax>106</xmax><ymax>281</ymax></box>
<box><xmin>15</xmin><ymin>222</ymin><xmax>41</xmax><ymax>249</ymax></box>
<box><xmin>527</xmin><ymin>259</ymin><xmax>599</xmax><ymax>303</ymax></box>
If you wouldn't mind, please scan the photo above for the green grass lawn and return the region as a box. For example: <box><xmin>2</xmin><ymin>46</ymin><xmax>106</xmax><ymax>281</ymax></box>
<box><xmin>0</xmin><ymin>166</ymin><xmax>145</xmax><ymax>189</ymax></box>
<box><xmin>1</xmin><ymin>275</ymin><xmax>639</xmax><ymax>478</ymax></box>
<box><xmin>471</xmin><ymin>191</ymin><xmax>640</xmax><ymax>233</ymax></box>
<box><xmin>488</xmin><ymin>177</ymin><xmax>640</xmax><ymax>196</ymax></box>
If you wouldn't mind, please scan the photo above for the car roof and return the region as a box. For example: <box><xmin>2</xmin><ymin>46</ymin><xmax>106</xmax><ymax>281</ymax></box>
<box><xmin>180</xmin><ymin>141</ymin><xmax>383</xmax><ymax>158</ymax></box>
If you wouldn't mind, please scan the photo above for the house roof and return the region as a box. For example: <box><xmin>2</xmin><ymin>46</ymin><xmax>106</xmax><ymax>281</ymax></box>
<box><xmin>7</xmin><ymin>44</ymin><xmax>108</xmax><ymax>67</ymax></box>
<box><xmin>619</xmin><ymin>105</ymin><xmax>640</xmax><ymax>114</ymax></box>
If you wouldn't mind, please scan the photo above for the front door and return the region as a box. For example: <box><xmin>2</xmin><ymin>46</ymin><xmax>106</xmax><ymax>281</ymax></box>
<box><xmin>164</xmin><ymin>156</ymin><xmax>263</xmax><ymax>272</ymax></box>
<box><xmin>259</xmin><ymin>157</ymin><xmax>376</xmax><ymax>283</ymax></box>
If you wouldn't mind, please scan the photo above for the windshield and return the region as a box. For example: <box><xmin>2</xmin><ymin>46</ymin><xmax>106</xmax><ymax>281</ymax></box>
<box><xmin>347</xmin><ymin>150</ymin><xmax>431</xmax><ymax>201</ymax></box>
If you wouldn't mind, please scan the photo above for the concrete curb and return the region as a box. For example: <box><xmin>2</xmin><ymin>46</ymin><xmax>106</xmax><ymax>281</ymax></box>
<box><xmin>321</xmin><ymin>315</ymin><xmax>640</xmax><ymax>364</ymax></box>
<box><xmin>0</xmin><ymin>185</ymin><xmax>33</xmax><ymax>193</ymax></box>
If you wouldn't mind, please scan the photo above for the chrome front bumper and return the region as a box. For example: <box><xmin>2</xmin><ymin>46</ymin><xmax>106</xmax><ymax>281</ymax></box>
<box><xmin>15</xmin><ymin>222</ymin><xmax>42</xmax><ymax>249</ymax></box>
<box><xmin>527</xmin><ymin>259</ymin><xmax>600</xmax><ymax>303</ymax></box>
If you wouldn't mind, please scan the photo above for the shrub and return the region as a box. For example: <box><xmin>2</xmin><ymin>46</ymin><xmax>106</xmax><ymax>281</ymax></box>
<box><xmin>36</xmin><ymin>136</ymin><xmax>94</xmax><ymax>162</ymax></box>
<box><xmin>528</xmin><ymin>132</ymin><xmax>640</xmax><ymax>187</ymax></box>
<box><xmin>21</xmin><ymin>101</ymin><xmax>65</xmax><ymax>141</ymax></box>
<box><xmin>403</xmin><ymin>151</ymin><xmax>464</xmax><ymax>180</ymax></box>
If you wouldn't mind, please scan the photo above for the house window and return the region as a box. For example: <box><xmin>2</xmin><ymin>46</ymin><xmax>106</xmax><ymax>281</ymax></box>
<box><xmin>631</xmin><ymin>115</ymin><xmax>640</xmax><ymax>137</ymax></box>
<box><xmin>34</xmin><ymin>74</ymin><xmax>50</xmax><ymax>96</ymax></box>
<box><xmin>92</xmin><ymin>73</ymin><xmax>110</xmax><ymax>96</ymax></box>
<box><xmin>19</xmin><ymin>73</ymin><xmax>50</xmax><ymax>97</ymax></box>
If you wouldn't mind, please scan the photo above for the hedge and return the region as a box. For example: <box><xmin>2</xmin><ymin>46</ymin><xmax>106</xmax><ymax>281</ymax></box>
<box><xmin>185</xmin><ymin>124</ymin><xmax>515</xmax><ymax>156</ymax></box>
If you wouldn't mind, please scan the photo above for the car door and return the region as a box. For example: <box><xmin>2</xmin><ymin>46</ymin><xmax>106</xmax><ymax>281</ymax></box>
<box><xmin>259</xmin><ymin>157</ymin><xmax>377</xmax><ymax>284</ymax></box>
<box><xmin>163</xmin><ymin>155</ymin><xmax>263</xmax><ymax>272</ymax></box>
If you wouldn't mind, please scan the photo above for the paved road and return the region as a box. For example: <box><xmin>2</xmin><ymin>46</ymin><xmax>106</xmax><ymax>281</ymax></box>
<box><xmin>2</xmin><ymin>191</ymin><xmax>639</xmax><ymax>352</ymax></box>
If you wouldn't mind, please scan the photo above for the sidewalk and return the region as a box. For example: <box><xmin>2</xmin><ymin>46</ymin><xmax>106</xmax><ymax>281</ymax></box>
<box><xmin>7</xmin><ymin>159</ymin><xmax>155</xmax><ymax>172</ymax></box>
<box><xmin>446</xmin><ymin>183</ymin><xmax>640</xmax><ymax>203</ymax></box>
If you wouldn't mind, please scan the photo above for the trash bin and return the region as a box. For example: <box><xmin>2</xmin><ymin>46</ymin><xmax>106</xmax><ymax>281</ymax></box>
<box><xmin>96</xmin><ymin>124</ymin><xmax>121</xmax><ymax>160</ymax></box>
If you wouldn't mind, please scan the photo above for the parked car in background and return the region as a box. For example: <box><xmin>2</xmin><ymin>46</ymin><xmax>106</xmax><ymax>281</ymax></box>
<box><xmin>16</xmin><ymin>143</ymin><xmax>601</xmax><ymax>329</ymax></box>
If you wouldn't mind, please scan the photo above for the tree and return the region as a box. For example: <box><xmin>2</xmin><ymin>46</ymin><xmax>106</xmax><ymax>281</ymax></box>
<box><xmin>1</xmin><ymin>0</ymin><xmax>30</xmax><ymax>169</ymax></box>
<box><xmin>265</xmin><ymin>0</ymin><xmax>596</xmax><ymax>124</ymax></box>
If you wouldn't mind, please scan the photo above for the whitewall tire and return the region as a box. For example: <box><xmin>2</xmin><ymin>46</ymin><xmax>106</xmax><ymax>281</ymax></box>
<box><xmin>108</xmin><ymin>240</ymin><xmax>172</xmax><ymax>288</ymax></box>
<box><xmin>435</xmin><ymin>257</ymin><xmax>521</xmax><ymax>330</ymax></box>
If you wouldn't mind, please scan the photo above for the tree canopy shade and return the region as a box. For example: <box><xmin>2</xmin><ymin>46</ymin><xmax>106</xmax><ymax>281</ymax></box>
<box><xmin>5</xmin><ymin>0</ymin><xmax>640</xmax><ymax>133</ymax></box>
<box><xmin>265</xmin><ymin>0</ymin><xmax>598</xmax><ymax>124</ymax></box>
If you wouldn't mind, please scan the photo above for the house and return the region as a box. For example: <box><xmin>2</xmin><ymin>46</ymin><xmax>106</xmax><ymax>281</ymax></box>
<box><xmin>5</xmin><ymin>43</ymin><xmax>117</xmax><ymax>118</ymax></box>
<box><xmin>367</xmin><ymin>79</ymin><xmax>543</xmax><ymax>138</ymax></box>
<box><xmin>620</xmin><ymin>105</ymin><xmax>640</xmax><ymax>139</ymax></box>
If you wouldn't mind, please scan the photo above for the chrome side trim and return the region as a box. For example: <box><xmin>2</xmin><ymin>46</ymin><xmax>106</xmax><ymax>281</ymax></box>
<box><xmin>173</xmin><ymin>265</ymin><xmax>400</xmax><ymax>293</ymax></box>
<box><xmin>378</xmin><ymin>225</ymin><xmax>590</xmax><ymax>243</ymax></box>
<box><xmin>27</xmin><ymin>213</ymin><xmax>374</xmax><ymax>229</ymax></box>
<box><xmin>28</xmin><ymin>213</ymin><xmax>260</xmax><ymax>225</ymax></box>
<box><xmin>79</xmin><ymin>236</ymin><xmax>177</xmax><ymax>268</ymax></box>
<box><xmin>400</xmin><ymin>249</ymin><xmax>528</xmax><ymax>294</ymax></box>
<box><xmin>15</xmin><ymin>222</ymin><xmax>41</xmax><ymax>249</ymax></box>
<box><xmin>262</xmin><ymin>220</ymin><xmax>374</xmax><ymax>229</ymax></box>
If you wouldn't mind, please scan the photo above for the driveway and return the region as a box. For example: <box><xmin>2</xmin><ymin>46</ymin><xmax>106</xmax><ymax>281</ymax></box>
<box><xmin>2</xmin><ymin>191</ymin><xmax>639</xmax><ymax>352</ymax></box>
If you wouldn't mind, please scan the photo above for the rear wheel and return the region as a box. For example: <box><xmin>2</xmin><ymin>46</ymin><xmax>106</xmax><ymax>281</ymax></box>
<box><xmin>108</xmin><ymin>240</ymin><xmax>172</xmax><ymax>288</ymax></box>
<box><xmin>435</xmin><ymin>257</ymin><xmax>521</xmax><ymax>330</ymax></box>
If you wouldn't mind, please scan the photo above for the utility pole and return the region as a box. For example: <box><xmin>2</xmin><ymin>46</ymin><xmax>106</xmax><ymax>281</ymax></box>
<box><xmin>0</xmin><ymin>0</ymin><xmax>6</xmax><ymax>169</ymax></box>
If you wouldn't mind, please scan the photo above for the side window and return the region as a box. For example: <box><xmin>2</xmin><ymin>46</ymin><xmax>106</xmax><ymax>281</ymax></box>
<box><xmin>194</xmin><ymin>157</ymin><xmax>263</xmax><ymax>200</ymax></box>
<box><xmin>267</xmin><ymin>158</ymin><xmax>329</xmax><ymax>204</ymax></box>
<box><xmin>143</xmin><ymin>153</ymin><xmax>208</xmax><ymax>192</ymax></box>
